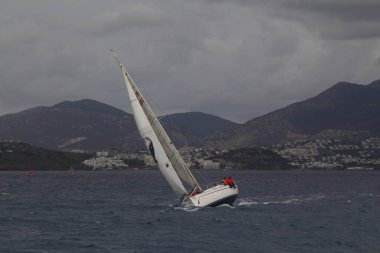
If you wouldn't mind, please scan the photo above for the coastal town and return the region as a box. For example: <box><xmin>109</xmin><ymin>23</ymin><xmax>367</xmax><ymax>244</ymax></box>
<box><xmin>272</xmin><ymin>136</ymin><xmax>380</xmax><ymax>170</ymax></box>
<box><xmin>82</xmin><ymin>146</ymin><xmax>290</xmax><ymax>171</ymax></box>
<box><xmin>82</xmin><ymin>148</ymin><xmax>230</xmax><ymax>170</ymax></box>
<box><xmin>81</xmin><ymin>136</ymin><xmax>380</xmax><ymax>170</ymax></box>
<box><xmin>2</xmin><ymin>135</ymin><xmax>380</xmax><ymax>171</ymax></box>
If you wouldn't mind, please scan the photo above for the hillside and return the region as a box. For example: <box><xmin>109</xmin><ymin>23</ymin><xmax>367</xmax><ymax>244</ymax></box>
<box><xmin>208</xmin><ymin>148</ymin><xmax>292</xmax><ymax>170</ymax></box>
<box><xmin>207</xmin><ymin>79</ymin><xmax>380</xmax><ymax>148</ymax></box>
<box><xmin>0</xmin><ymin>99</ymin><xmax>238</xmax><ymax>151</ymax></box>
<box><xmin>0</xmin><ymin>99</ymin><xmax>138</xmax><ymax>151</ymax></box>
<box><xmin>0</xmin><ymin>142</ymin><xmax>91</xmax><ymax>171</ymax></box>
<box><xmin>160</xmin><ymin>112</ymin><xmax>238</xmax><ymax>147</ymax></box>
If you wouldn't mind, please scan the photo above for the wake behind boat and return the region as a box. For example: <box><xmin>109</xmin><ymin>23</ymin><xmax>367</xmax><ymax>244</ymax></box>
<box><xmin>112</xmin><ymin>50</ymin><xmax>238</xmax><ymax>207</ymax></box>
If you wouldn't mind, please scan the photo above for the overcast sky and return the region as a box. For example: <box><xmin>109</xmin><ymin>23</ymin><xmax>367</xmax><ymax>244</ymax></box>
<box><xmin>1</xmin><ymin>0</ymin><xmax>379</xmax><ymax>122</ymax></box>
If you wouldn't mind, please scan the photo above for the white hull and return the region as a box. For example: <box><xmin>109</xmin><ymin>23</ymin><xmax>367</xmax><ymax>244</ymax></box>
<box><xmin>112</xmin><ymin>51</ymin><xmax>239</xmax><ymax>207</ymax></box>
<box><xmin>188</xmin><ymin>184</ymin><xmax>239</xmax><ymax>207</ymax></box>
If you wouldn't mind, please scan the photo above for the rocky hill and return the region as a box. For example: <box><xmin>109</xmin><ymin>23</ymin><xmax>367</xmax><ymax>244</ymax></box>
<box><xmin>0</xmin><ymin>99</ymin><xmax>238</xmax><ymax>151</ymax></box>
<box><xmin>207</xmin><ymin>79</ymin><xmax>380</xmax><ymax>148</ymax></box>
<box><xmin>0</xmin><ymin>141</ymin><xmax>91</xmax><ymax>171</ymax></box>
<box><xmin>208</xmin><ymin>148</ymin><xmax>292</xmax><ymax>170</ymax></box>
<box><xmin>2</xmin><ymin>79</ymin><xmax>379</xmax><ymax>151</ymax></box>
<box><xmin>0</xmin><ymin>99</ymin><xmax>137</xmax><ymax>151</ymax></box>
<box><xmin>160</xmin><ymin>112</ymin><xmax>238</xmax><ymax>147</ymax></box>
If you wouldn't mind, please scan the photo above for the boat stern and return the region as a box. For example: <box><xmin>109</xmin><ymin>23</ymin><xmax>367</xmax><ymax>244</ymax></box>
<box><xmin>188</xmin><ymin>184</ymin><xmax>239</xmax><ymax>207</ymax></box>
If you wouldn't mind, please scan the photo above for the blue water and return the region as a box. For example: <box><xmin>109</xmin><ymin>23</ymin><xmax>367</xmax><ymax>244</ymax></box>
<box><xmin>1</xmin><ymin>170</ymin><xmax>379</xmax><ymax>253</ymax></box>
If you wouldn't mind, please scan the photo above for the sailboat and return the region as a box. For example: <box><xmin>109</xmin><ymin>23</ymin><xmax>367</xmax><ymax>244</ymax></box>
<box><xmin>111</xmin><ymin>50</ymin><xmax>238</xmax><ymax>207</ymax></box>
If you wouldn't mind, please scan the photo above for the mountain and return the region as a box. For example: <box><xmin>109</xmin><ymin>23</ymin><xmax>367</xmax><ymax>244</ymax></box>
<box><xmin>0</xmin><ymin>99</ymin><xmax>238</xmax><ymax>151</ymax></box>
<box><xmin>0</xmin><ymin>141</ymin><xmax>91</xmax><ymax>171</ymax></box>
<box><xmin>0</xmin><ymin>99</ymin><xmax>138</xmax><ymax>151</ymax></box>
<box><xmin>208</xmin><ymin>79</ymin><xmax>380</xmax><ymax>148</ymax></box>
<box><xmin>208</xmin><ymin>148</ymin><xmax>292</xmax><ymax>170</ymax></box>
<box><xmin>160</xmin><ymin>112</ymin><xmax>238</xmax><ymax>147</ymax></box>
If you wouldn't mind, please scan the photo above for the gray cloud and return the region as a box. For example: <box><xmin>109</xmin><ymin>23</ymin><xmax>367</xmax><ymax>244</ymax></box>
<box><xmin>0</xmin><ymin>0</ymin><xmax>379</xmax><ymax>123</ymax></box>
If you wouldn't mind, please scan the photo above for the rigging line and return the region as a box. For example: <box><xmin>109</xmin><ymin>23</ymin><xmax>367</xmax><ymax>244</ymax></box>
<box><xmin>170</xmin><ymin>149</ymin><xmax>179</xmax><ymax>173</ymax></box>
<box><xmin>168</xmin><ymin>146</ymin><xmax>197</xmax><ymax>186</ymax></box>
<box><xmin>152</xmin><ymin>118</ymin><xmax>164</xmax><ymax>140</ymax></box>
<box><xmin>178</xmin><ymin>145</ymin><xmax>188</xmax><ymax>153</ymax></box>
<box><xmin>195</xmin><ymin>168</ymin><xmax>210</xmax><ymax>185</ymax></box>
<box><xmin>157</xmin><ymin>112</ymin><xmax>182</xmax><ymax>161</ymax></box>
<box><xmin>157</xmin><ymin>115</ymin><xmax>168</xmax><ymax>121</ymax></box>
<box><xmin>190</xmin><ymin>145</ymin><xmax>214</xmax><ymax>183</ymax></box>
<box><xmin>194</xmin><ymin>158</ymin><xmax>211</xmax><ymax>182</ymax></box>
<box><xmin>151</xmin><ymin>118</ymin><xmax>179</xmax><ymax>164</ymax></box>
<box><xmin>176</xmin><ymin>146</ymin><xmax>197</xmax><ymax>179</ymax></box>
<box><xmin>192</xmin><ymin>155</ymin><xmax>211</xmax><ymax>184</ymax></box>
<box><xmin>136</xmin><ymin>81</ymin><xmax>199</xmax><ymax>188</ymax></box>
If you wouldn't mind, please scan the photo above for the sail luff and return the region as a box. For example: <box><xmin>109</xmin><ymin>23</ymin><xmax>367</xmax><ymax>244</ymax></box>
<box><xmin>129</xmin><ymin>78</ymin><xmax>201</xmax><ymax>190</ymax></box>
<box><xmin>112</xmin><ymin>51</ymin><xmax>188</xmax><ymax>196</ymax></box>
<box><xmin>118</xmin><ymin>56</ymin><xmax>201</xmax><ymax>191</ymax></box>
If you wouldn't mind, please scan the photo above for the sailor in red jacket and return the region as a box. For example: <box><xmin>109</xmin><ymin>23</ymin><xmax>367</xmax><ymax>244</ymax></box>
<box><xmin>226</xmin><ymin>177</ymin><xmax>235</xmax><ymax>188</ymax></box>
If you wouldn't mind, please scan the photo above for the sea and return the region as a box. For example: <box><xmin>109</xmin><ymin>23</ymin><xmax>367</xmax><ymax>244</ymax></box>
<box><xmin>1</xmin><ymin>170</ymin><xmax>379</xmax><ymax>253</ymax></box>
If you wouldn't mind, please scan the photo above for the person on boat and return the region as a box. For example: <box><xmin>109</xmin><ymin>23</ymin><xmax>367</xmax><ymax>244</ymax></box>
<box><xmin>226</xmin><ymin>177</ymin><xmax>235</xmax><ymax>188</ymax></box>
<box><xmin>222</xmin><ymin>177</ymin><xmax>228</xmax><ymax>186</ymax></box>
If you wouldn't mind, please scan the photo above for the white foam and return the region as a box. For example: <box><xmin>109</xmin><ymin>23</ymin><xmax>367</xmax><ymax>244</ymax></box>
<box><xmin>217</xmin><ymin>204</ymin><xmax>236</xmax><ymax>209</ymax></box>
<box><xmin>236</xmin><ymin>193</ymin><xmax>326</xmax><ymax>207</ymax></box>
<box><xmin>237</xmin><ymin>198</ymin><xmax>259</xmax><ymax>206</ymax></box>
<box><xmin>359</xmin><ymin>192</ymin><xmax>380</xmax><ymax>198</ymax></box>
<box><xmin>174</xmin><ymin>206</ymin><xmax>199</xmax><ymax>212</ymax></box>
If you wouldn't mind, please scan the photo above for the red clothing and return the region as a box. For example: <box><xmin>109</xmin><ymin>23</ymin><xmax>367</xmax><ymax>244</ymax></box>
<box><xmin>226</xmin><ymin>177</ymin><xmax>235</xmax><ymax>187</ymax></box>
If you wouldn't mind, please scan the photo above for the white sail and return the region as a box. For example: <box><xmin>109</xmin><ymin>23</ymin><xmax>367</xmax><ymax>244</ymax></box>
<box><xmin>112</xmin><ymin>51</ymin><xmax>187</xmax><ymax>196</ymax></box>
<box><xmin>125</xmin><ymin>71</ymin><xmax>201</xmax><ymax>190</ymax></box>
<box><xmin>112</xmin><ymin>50</ymin><xmax>239</xmax><ymax>207</ymax></box>
<box><xmin>112</xmin><ymin>51</ymin><xmax>201</xmax><ymax>192</ymax></box>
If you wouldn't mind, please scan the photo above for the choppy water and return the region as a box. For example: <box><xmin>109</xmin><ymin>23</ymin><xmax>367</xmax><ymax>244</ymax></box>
<box><xmin>1</xmin><ymin>170</ymin><xmax>379</xmax><ymax>253</ymax></box>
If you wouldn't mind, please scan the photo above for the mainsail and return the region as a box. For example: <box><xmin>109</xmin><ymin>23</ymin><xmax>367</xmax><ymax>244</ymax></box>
<box><xmin>125</xmin><ymin>76</ymin><xmax>202</xmax><ymax>191</ymax></box>
<box><xmin>112</xmin><ymin>51</ymin><xmax>201</xmax><ymax>194</ymax></box>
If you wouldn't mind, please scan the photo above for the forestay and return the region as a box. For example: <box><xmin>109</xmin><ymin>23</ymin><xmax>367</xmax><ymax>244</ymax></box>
<box><xmin>112</xmin><ymin>51</ymin><xmax>188</xmax><ymax>196</ymax></box>
<box><xmin>112</xmin><ymin>51</ymin><xmax>201</xmax><ymax>193</ymax></box>
<box><xmin>126</xmin><ymin>75</ymin><xmax>201</xmax><ymax>191</ymax></box>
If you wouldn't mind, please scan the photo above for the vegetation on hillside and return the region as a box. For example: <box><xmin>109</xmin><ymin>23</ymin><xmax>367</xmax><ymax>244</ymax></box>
<box><xmin>0</xmin><ymin>142</ymin><xmax>91</xmax><ymax>171</ymax></box>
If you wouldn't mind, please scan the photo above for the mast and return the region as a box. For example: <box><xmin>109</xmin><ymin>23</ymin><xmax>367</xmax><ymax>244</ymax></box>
<box><xmin>111</xmin><ymin>50</ymin><xmax>202</xmax><ymax>192</ymax></box>
<box><xmin>112</xmin><ymin>50</ymin><xmax>188</xmax><ymax>196</ymax></box>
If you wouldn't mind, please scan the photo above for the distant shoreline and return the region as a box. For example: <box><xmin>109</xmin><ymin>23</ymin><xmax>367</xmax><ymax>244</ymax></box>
<box><xmin>1</xmin><ymin>167</ymin><xmax>378</xmax><ymax>172</ymax></box>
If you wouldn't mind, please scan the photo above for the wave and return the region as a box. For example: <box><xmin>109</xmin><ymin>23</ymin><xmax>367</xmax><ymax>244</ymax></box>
<box><xmin>216</xmin><ymin>203</ymin><xmax>236</xmax><ymax>209</ymax></box>
<box><xmin>170</xmin><ymin>193</ymin><xmax>326</xmax><ymax>210</ymax></box>
<box><xmin>237</xmin><ymin>193</ymin><xmax>326</xmax><ymax>207</ymax></box>
<box><xmin>174</xmin><ymin>206</ymin><xmax>200</xmax><ymax>212</ymax></box>
<box><xmin>358</xmin><ymin>192</ymin><xmax>380</xmax><ymax>198</ymax></box>
<box><xmin>1</xmin><ymin>192</ymin><xmax>10</xmax><ymax>201</ymax></box>
<box><xmin>170</xmin><ymin>198</ymin><xmax>201</xmax><ymax>212</ymax></box>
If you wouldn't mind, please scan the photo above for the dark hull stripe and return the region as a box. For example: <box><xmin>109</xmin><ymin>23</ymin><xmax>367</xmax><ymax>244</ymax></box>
<box><xmin>206</xmin><ymin>194</ymin><xmax>238</xmax><ymax>207</ymax></box>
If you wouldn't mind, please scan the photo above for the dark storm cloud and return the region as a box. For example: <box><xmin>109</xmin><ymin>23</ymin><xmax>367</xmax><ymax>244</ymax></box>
<box><xmin>208</xmin><ymin>0</ymin><xmax>380</xmax><ymax>40</ymax></box>
<box><xmin>0</xmin><ymin>0</ymin><xmax>379</xmax><ymax>122</ymax></box>
<box><xmin>279</xmin><ymin>0</ymin><xmax>380</xmax><ymax>22</ymax></box>
<box><xmin>273</xmin><ymin>0</ymin><xmax>380</xmax><ymax>40</ymax></box>
<box><xmin>77</xmin><ymin>3</ymin><xmax>170</xmax><ymax>37</ymax></box>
